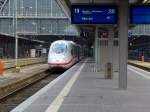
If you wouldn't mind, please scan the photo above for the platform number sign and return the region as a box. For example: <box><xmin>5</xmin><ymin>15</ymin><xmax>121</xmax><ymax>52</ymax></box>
<box><xmin>74</xmin><ymin>8</ymin><xmax>80</xmax><ymax>14</ymax></box>
<box><xmin>108</xmin><ymin>9</ymin><xmax>115</xmax><ymax>14</ymax></box>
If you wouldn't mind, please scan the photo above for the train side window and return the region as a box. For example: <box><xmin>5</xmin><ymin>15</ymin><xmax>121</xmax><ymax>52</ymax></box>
<box><xmin>71</xmin><ymin>46</ymin><xmax>75</xmax><ymax>56</ymax></box>
<box><xmin>71</xmin><ymin>48</ymin><xmax>74</xmax><ymax>55</ymax></box>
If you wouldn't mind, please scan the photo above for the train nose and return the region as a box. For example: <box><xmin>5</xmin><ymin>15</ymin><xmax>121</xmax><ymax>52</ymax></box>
<box><xmin>49</xmin><ymin>55</ymin><xmax>67</xmax><ymax>63</ymax></box>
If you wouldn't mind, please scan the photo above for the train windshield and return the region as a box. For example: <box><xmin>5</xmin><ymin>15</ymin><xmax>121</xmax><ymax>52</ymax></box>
<box><xmin>51</xmin><ymin>43</ymin><xmax>67</xmax><ymax>54</ymax></box>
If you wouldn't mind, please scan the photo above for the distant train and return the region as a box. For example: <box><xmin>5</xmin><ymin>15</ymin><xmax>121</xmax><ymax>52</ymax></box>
<box><xmin>48</xmin><ymin>40</ymin><xmax>87</xmax><ymax>69</ymax></box>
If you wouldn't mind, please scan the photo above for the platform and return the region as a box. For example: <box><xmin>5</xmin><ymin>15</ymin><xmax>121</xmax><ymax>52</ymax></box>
<box><xmin>0</xmin><ymin>64</ymin><xmax>48</xmax><ymax>83</ymax></box>
<box><xmin>11</xmin><ymin>58</ymin><xmax>150</xmax><ymax>112</ymax></box>
<box><xmin>128</xmin><ymin>60</ymin><xmax>150</xmax><ymax>71</ymax></box>
<box><xmin>2</xmin><ymin>57</ymin><xmax>47</xmax><ymax>69</ymax></box>
<box><xmin>0</xmin><ymin>64</ymin><xmax>48</xmax><ymax>99</ymax></box>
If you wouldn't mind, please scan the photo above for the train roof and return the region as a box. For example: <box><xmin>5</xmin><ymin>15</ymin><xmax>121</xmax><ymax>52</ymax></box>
<box><xmin>51</xmin><ymin>40</ymin><xmax>77</xmax><ymax>45</ymax></box>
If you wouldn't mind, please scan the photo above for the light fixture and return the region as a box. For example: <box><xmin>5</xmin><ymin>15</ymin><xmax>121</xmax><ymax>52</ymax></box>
<box><xmin>143</xmin><ymin>0</ymin><xmax>148</xmax><ymax>3</ymax></box>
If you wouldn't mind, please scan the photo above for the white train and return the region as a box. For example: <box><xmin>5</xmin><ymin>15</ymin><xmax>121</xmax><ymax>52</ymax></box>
<box><xmin>48</xmin><ymin>40</ymin><xmax>85</xmax><ymax>69</ymax></box>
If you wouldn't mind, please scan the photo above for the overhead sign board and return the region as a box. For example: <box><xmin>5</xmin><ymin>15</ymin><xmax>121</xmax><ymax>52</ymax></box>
<box><xmin>71</xmin><ymin>5</ymin><xmax>118</xmax><ymax>24</ymax></box>
<box><xmin>130</xmin><ymin>5</ymin><xmax>150</xmax><ymax>24</ymax></box>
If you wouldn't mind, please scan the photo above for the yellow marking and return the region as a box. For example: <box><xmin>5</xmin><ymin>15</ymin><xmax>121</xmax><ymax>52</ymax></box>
<box><xmin>4</xmin><ymin>73</ymin><xmax>15</xmax><ymax>77</ymax></box>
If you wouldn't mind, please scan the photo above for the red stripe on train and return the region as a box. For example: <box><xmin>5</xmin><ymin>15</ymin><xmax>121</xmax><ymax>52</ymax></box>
<box><xmin>48</xmin><ymin>57</ymin><xmax>78</xmax><ymax>66</ymax></box>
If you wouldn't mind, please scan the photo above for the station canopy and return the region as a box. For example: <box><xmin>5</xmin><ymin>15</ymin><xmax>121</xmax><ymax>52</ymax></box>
<box><xmin>57</xmin><ymin>0</ymin><xmax>150</xmax><ymax>45</ymax></box>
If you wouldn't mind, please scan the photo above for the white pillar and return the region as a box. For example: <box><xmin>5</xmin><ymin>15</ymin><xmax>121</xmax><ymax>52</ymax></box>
<box><xmin>94</xmin><ymin>26</ymin><xmax>100</xmax><ymax>71</ymax></box>
<box><xmin>94</xmin><ymin>26</ymin><xmax>98</xmax><ymax>62</ymax></box>
<box><xmin>118</xmin><ymin>0</ymin><xmax>129</xmax><ymax>89</ymax></box>
<box><xmin>51</xmin><ymin>0</ymin><xmax>53</xmax><ymax>17</ymax></box>
<box><xmin>36</xmin><ymin>0</ymin><xmax>38</xmax><ymax>16</ymax></box>
<box><xmin>108</xmin><ymin>27</ymin><xmax>114</xmax><ymax>77</ymax></box>
<box><xmin>14</xmin><ymin>0</ymin><xmax>18</xmax><ymax>67</ymax></box>
<box><xmin>9</xmin><ymin>0</ymin><xmax>11</xmax><ymax>16</ymax></box>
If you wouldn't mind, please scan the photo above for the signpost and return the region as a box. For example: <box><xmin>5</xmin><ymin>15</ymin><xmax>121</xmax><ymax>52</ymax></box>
<box><xmin>130</xmin><ymin>5</ymin><xmax>150</xmax><ymax>24</ymax></box>
<box><xmin>71</xmin><ymin>5</ymin><xmax>118</xmax><ymax>24</ymax></box>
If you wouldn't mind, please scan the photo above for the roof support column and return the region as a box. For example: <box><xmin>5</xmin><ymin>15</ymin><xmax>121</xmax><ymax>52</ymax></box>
<box><xmin>14</xmin><ymin>0</ymin><xmax>19</xmax><ymax>67</ymax></box>
<box><xmin>108</xmin><ymin>27</ymin><xmax>114</xmax><ymax>78</ymax></box>
<box><xmin>94</xmin><ymin>26</ymin><xmax>99</xmax><ymax>71</ymax></box>
<box><xmin>118</xmin><ymin>0</ymin><xmax>129</xmax><ymax>89</ymax></box>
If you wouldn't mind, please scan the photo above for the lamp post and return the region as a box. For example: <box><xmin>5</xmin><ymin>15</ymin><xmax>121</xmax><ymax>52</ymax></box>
<box><xmin>13</xmin><ymin>0</ymin><xmax>20</xmax><ymax>72</ymax></box>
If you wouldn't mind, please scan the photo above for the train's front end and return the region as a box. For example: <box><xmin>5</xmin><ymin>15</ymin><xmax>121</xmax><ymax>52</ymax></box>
<box><xmin>48</xmin><ymin>41</ymin><xmax>72</xmax><ymax>69</ymax></box>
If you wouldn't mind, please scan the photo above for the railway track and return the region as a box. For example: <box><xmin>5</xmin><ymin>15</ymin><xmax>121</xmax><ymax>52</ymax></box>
<box><xmin>3</xmin><ymin>58</ymin><xmax>46</xmax><ymax>70</ymax></box>
<box><xmin>0</xmin><ymin>70</ymin><xmax>63</xmax><ymax>112</ymax></box>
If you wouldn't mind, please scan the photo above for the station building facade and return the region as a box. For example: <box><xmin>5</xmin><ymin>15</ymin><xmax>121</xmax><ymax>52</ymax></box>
<box><xmin>0</xmin><ymin>0</ymin><xmax>79</xmax><ymax>58</ymax></box>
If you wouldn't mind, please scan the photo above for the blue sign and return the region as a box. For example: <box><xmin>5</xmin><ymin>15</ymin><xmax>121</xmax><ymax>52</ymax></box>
<box><xmin>71</xmin><ymin>5</ymin><xmax>118</xmax><ymax>24</ymax></box>
<box><xmin>130</xmin><ymin>5</ymin><xmax>150</xmax><ymax>24</ymax></box>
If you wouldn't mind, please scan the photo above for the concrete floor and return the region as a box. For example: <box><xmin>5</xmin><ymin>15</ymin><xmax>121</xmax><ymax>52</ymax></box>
<box><xmin>11</xmin><ymin>59</ymin><xmax>150</xmax><ymax>112</ymax></box>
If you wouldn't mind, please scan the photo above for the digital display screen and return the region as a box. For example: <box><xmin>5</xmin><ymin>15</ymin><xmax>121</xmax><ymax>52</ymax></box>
<box><xmin>130</xmin><ymin>5</ymin><xmax>150</xmax><ymax>24</ymax></box>
<box><xmin>71</xmin><ymin>5</ymin><xmax>118</xmax><ymax>24</ymax></box>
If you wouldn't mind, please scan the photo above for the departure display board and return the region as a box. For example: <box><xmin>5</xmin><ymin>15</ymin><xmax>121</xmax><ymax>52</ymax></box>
<box><xmin>130</xmin><ymin>5</ymin><xmax>150</xmax><ymax>24</ymax></box>
<box><xmin>71</xmin><ymin>5</ymin><xmax>118</xmax><ymax>24</ymax></box>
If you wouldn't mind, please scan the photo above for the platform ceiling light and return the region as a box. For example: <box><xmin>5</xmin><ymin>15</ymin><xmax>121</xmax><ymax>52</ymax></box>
<box><xmin>143</xmin><ymin>0</ymin><xmax>148</xmax><ymax>3</ymax></box>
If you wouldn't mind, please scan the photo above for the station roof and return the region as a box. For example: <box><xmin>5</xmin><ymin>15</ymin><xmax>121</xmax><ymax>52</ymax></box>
<box><xmin>57</xmin><ymin>0</ymin><xmax>149</xmax><ymax>46</ymax></box>
<box><xmin>68</xmin><ymin>0</ymin><xmax>139</xmax><ymax>4</ymax></box>
<box><xmin>58</xmin><ymin>0</ymin><xmax>144</xmax><ymax>24</ymax></box>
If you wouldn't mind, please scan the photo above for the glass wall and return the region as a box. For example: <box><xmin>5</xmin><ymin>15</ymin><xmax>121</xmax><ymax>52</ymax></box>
<box><xmin>0</xmin><ymin>0</ymin><xmax>79</xmax><ymax>36</ymax></box>
<box><xmin>129</xmin><ymin>25</ymin><xmax>150</xmax><ymax>36</ymax></box>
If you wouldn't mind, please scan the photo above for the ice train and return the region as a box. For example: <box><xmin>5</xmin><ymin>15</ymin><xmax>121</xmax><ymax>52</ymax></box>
<box><xmin>48</xmin><ymin>40</ymin><xmax>86</xmax><ymax>69</ymax></box>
